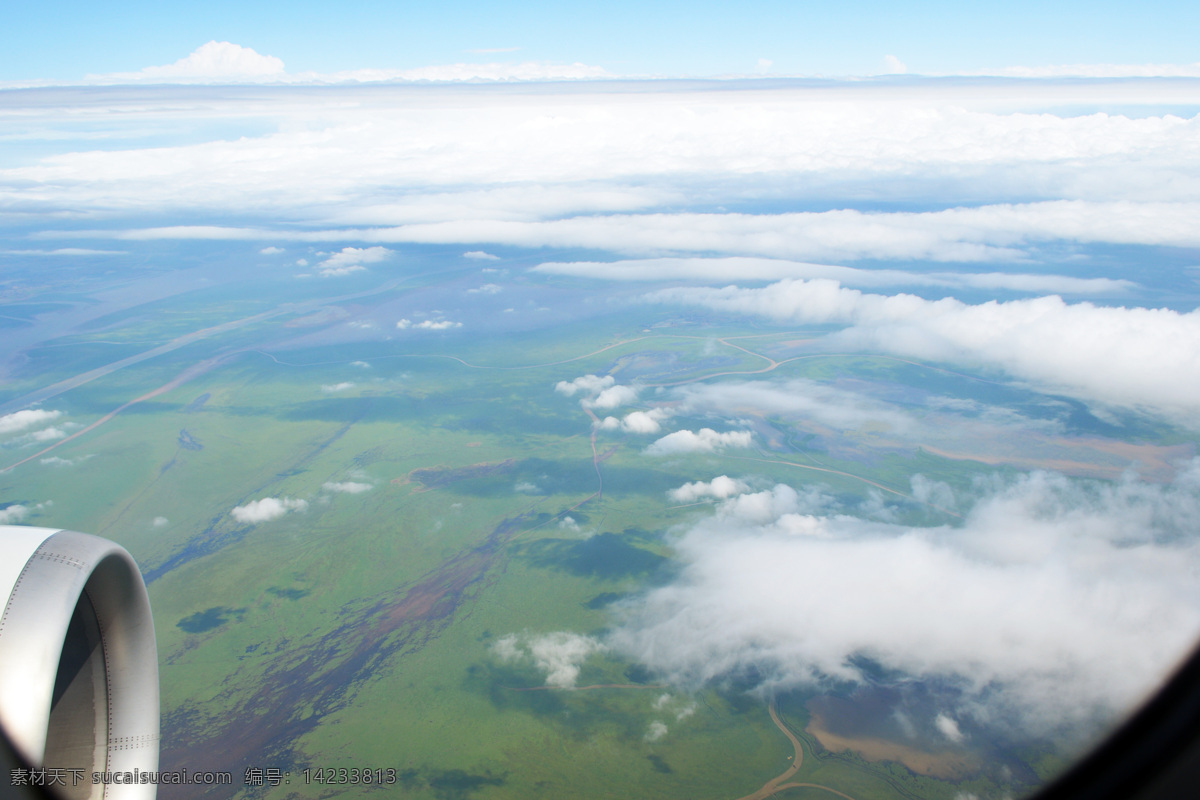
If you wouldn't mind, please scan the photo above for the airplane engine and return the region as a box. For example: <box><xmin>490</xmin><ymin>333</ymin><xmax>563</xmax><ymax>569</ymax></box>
<box><xmin>0</xmin><ymin>526</ymin><xmax>159</xmax><ymax>800</ymax></box>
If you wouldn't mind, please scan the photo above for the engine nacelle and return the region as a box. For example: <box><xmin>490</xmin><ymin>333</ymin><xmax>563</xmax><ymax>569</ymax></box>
<box><xmin>0</xmin><ymin>526</ymin><xmax>159</xmax><ymax>800</ymax></box>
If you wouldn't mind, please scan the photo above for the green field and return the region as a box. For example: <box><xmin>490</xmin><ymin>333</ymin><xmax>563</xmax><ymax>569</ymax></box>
<box><xmin>1</xmin><ymin>266</ymin><xmax>1185</xmax><ymax>800</ymax></box>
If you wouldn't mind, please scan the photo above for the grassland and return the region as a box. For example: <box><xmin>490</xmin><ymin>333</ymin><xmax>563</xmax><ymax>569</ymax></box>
<box><xmin>0</xmin><ymin>269</ymin><xmax>1177</xmax><ymax>800</ymax></box>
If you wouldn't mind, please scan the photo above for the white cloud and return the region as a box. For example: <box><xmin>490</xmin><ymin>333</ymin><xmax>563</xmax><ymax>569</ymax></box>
<box><xmin>22</xmin><ymin>81</ymin><xmax>1200</xmax><ymax>244</ymax></box>
<box><xmin>319</xmin><ymin>265</ymin><xmax>365</xmax><ymax>277</ymax></box>
<box><xmin>647</xmin><ymin>278</ymin><xmax>1200</xmax><ymax>426</ymax></box>
<box><xmin>608</xmin><ymin>464</ymin><xmax>1200</xmax><ymax>736</ymax></box>
<box><xmin>935</xmin><ymin>713</ymin><xmax>965</xmax><ymax>743</ymax></box>
<box><xmin>322</xmin><ymin>481</ymin><xmax>373</xmax><ymax>494</ymax></box>
<box><xmin>321</xmin><ymin>382</ymin><xmax>355</xmax><ymax>393</ymax></box>
<box><xmin>645</xmin><ymin>721</ymin><xmax>669</xmax><ymax>742</ymax></box>
<box><xmin>316</xmin><ymin>246</ymin><xmax>392</xmax><ymax>277</ymax></box>
<box><xmin>28</xmin><ymin>427</ymin><xmax>67</xmax><ymax>442</ymax></box>
<box><xmin>1</xmin><ymin>248</ymin><xmax>126</xmax><ymax>256</ymax></box>
<box><xmin>260</xmin><ymin>246</ymin><xmax>284</xmax><ymax>254</ymax></box>
<box><xmin>587</xmin><ymin>384</ymin><xmax>640</xmax><ymax>411</ymax></box>
<box><xmin>327</xmin><ymin>61</ymin><xmax>611</xmax><ymax>83</ymax></box>
<box><xmin>464</xmin><ymin>250</ymin><xmax>500</xmax><ymax>260</ymax></box>
<box><xmin>532</xmin><ymin>256</ymin><xmax>1134</xmax><ymax>294</ymax></box>
<box><xmin>152</xmin><ymin>516</ymin><xmax>169</xmax><ymax>528</ymax></box>
<box><xmin>617</xmin><ymin>409</ymin><xmax>672</xmax><ymax>434</ymax></box>
<box><xmin>468</xmin><ymin>283</ymin><xmax>503</xmax><ymax>294</ymax></box>
<box><xmin>973</xmin><ymin>62</ymin><xmax>1200</xmax><ymax>79</ymax></box>
<box><xmin>0</xmin><ymin>505</ymin><xmax>29</xmax><ymax>524</ymax></box>
<box><xmin>645</xmin><ymin>428</ymin><xmax>754</xmax><ymax>456</ymax></box>
<box><xmin>492</xmin><ymin>632</ymin><xmax>607</xmax><ymax>688</ymax></box>
<box><xmin>555</xmin><ymin>374</ymin><xmax>615</xmax><ymax>397</ymax></box>
<box><xmin>674</xmin><ymin>378</ymin><xmax>919</xmax><ymax>434</ymax></box>
<box><xmin>883</xmin><ymin>55</ymin><xmax>908</xmax><ymax>75</ymax></box>
<box><xmin>39</xmin><ymin>455</ymin><xmax>93</xmax><ymax>467</ymax></box>
<box><xmin>669</xmin><ymin>476</ymin><xmax>751</xmax><ymax>504</ymax></box>
<box><xmin>0</xmin><ymin>409</ymin><xmax>62</xmax><ymax>435</ymax></box>
<box><xmin>231</xmin><ymin>496</ymin><xmax>308</xmax><ymax>524</ymax></box>
<box><xmin>84</xmin><ymin>44</ymin><xmax>609</xmax><ymax>86</ymax></box>
<box><xmin>396</xmin><ymin>318</ymin><xmax>461</xmax><ymax>330</ymax></box>
<box><xmin>94</xmin><ymin>41</ymin><xmax>286</xmax><ymax>83</ymax></box>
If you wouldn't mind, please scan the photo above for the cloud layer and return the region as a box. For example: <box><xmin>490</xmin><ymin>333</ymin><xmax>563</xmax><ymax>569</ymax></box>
<box><xmin>609</xmin><ymin>465</ymin><xmax>1200</xmax><ymax>736</ymax></box>
<box><xmin>647</xmin><ymin>278</ymin><xmax>1200</xmax><ymax>426</ymax></box>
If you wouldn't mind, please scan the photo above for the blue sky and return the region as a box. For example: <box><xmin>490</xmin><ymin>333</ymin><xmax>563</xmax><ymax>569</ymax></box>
<box><xmin>4</xmin><ymin>0</ymin><xmax>1200</xmax><ymax>81</ymax></box>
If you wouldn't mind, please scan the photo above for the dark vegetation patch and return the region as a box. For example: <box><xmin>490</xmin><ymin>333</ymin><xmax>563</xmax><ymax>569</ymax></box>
<box><xmin>267</xmin><ymin>586</ymin><xmax>310</xmax><ymax>601</ymax></box>
<box><xmin>280</xmin><ymin>396</ymin><xmax>422</xmax><ymax>423</ymax></box>
<box><xmin>583</xmin><ymin>592</ymin><xmax>624</xmax><ymax>609</ymax></box>
<box><xmin>646</xmin><ymin>755</ymin><xmax>673</xmax><ymax>774</ymax></box>
<box><xmin>517</xmin><ymin>533</ymin><xmax>666</xmax><ymax>579</ymax></box>
<box><xmin>178</xmin><ymin>429</ymin><xmax>203</xmax><ymax>450</ymax></box>
<box><xmin>426</xmin><ymin>769</ymin><xmax>507</xmax><ymax>800</ymax></box>
<box><xmin>465</xmin><ymin>663</ymin><xmax>566</xmax><ymax>717</ymax></box>
<box><xmin>177</xmin><ymin>606</ymin><xmax>244</xmax><ymax>633</ymax></box>
<box><xmin>183</xmin><ymin>392</ymin><xmax>211</xmax><ymax>413</ymax></box>
<box><xmin>624</xmin><ymin>664</ymin><xmax>655</xmax><ymax>685</ymax></box>
<box><xmin>406</xmin><ymin>459</ymin><xmax>518</xmax><ymax>492</ymax></box>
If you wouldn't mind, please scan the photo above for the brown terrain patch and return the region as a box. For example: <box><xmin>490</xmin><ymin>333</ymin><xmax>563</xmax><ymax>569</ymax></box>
<box><xmin>805</xmin><ymin>710</ymin><xmax>977</xmax><ymax>780</ymax></box>
<box><xmin>922</xmin><ymin>438</ymin><xmax>1193</xmax><ymax>481</ymax></box>
<box><xmin>160</xmin><ymin>512</ymin><xmax>532</xmax><ymax>798</ymax></box>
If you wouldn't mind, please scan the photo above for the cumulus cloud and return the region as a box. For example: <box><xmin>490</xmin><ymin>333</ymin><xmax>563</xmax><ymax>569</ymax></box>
<box><xmin>617</xmin><ymin>408</ymin><xmax>672</xmax><ymax>434</ymax></box>
<box><xmin>555</xmin><ymin>374</ymin><xmax>615</xmax><ymax>397</ymax></box>
<box><xmin>645</xmin><ymin>428</ymin><xmax>754</xmax><ymax>456</ymax></box>
<box><xmin>0</xmin><ymin>505</ymin><xmax>29</xmax><ymax>524</ymax></box>
<box><xmin>0</xmin><ymin>409</ymin><xmax>62</xmax><ymax>436</ymax></box>
<box><xmin>645</xmin><ymin>721</ymin><xmax>669</xmax><ymax>741</ymax></box>
<box><xmin>314</xmin><ymin>246</ymin><xmax>390</xmax><ymax>276</ymax></box>
<box><xmin>554</xmin><ymin>374</ymin><xmax>640</xmax><ymax>411</ymax></box>
<box><xmin>28</xmin><ymin>427</ymin><xmax>67</xmax><ymax>442</ymax></box>
<box><xmin>647</xmin><ymin>278</ymin><xmax>1200</xmax><ymax>426</ymax></box>
<box><xmin>260</xmin><ymin>246</ymin><xmax>284</xmax><ymax>254</ymax></box>
<box><xmin>39</xmin><ymin>455</ymin><xmax>93</xmax><ymax>467</ymax></box>
<box><xmin>322</xmin><ymin>481</ymin><xmax>372</xmax><ymax>494</ymax></box>
<box><xmin>492</xmin><ymin>632</ymin><xmax>607</xmax><ymax>688</ymax></box>
<box><xmin>152</xmin><ymin>516</ymin><xmax>169</xmax><ymax>528</ymax></box>
<box><xmin>464</xmin><ymin>250</ymin><xmax>500</xmax><ymax>260</ymax></box>
<box><xmin>588</xmin><ymin>384</ymin><xmax>639</xmax><ymax>410</ymax></box>
<box><xmin>230</xmin><ymin>496</ymin><xmax>308</xmax><ymax>524</ymax></box>
<box><xmin>669</xmin><ymin>475</ymin><xmax>751</xmax><ymax>504</ymax></box>
<box><xmin>936</xmin><ymin>713</ymin><xmax>965</xmax><ymax>743</ymax></box>
<box><xmin>608</xmin><ymin>464</ymin><xmax>1200</xmax><ymax>736</ymax></box>
<box><xmin>94</xmin><ymin>41</ymin><xmax>286</xmax><ymax>83</ymax></box>
<box><xmin>321</xmin><ymin>382</ymin><xmax>355</xmax><ymax>392</ymax></box>
<box><xmin>396</xmin><ymin>318</ymin><xmax>462</xmax><ymax>330</ymax></box>
<box><xmin>599</xmin><ymin>411</ymin><xmax>671</xmax><ymax>433</ymax></box>
<box><xmin>319</xmin><ymin>264</ymin><xmax>365</xmax><ymax>277</ymax></box>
